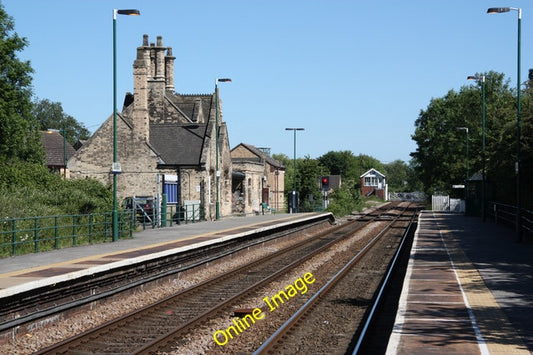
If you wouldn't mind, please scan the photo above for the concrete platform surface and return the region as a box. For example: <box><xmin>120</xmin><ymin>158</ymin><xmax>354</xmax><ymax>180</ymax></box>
<box><xmin>0</xmin><ymin>213</ymin><xmax>308</xmax><ymax>277</ymax></box>
<box><xmin>387</xmin><ymin>211</ymin><xmax>533</xmax><ymax>354</ymax></box>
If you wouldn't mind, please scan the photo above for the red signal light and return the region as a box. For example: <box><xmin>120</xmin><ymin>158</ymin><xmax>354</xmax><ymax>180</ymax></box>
<box><xmin>321</xmin><ymin>176</ymin><xmax>330</xmax><ymax>190</ymax></box>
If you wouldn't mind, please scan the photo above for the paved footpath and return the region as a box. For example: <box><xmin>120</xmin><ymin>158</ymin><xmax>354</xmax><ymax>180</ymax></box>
<box><xmin>452</xmin><ymin>212</ymin><xmax>533</xmax><ymax>353</ymax></box>
<box><xmin>388</xmin><ymin>211</ymin><xmax>533</xmax><ymax>354</ymax></box>
<box><xmin>0</xmin><ymin>213</ymin><xmax>298</xmax><ymax>275</ymax></box>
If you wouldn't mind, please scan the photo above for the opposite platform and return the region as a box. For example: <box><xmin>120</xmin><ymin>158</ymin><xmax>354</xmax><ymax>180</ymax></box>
<box><xmin>0</xmin><ymin>213</ymin><xmax>323</xmax><ymax>297</ymax></box>
<box><xmin>387</xmin><ymin>211</ymin><xmax>532</xmax><ymax>354</ymax></box>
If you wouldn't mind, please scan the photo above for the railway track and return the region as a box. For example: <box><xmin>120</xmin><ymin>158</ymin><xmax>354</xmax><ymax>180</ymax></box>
<box><xmin>255</xmin><ymin>204</ymin><xmax>418</xmax><ymax>354</ymax></box>
<box><xmin>35</xmin><ymin>203</ymin><xmax>414</xmax><ymax>354</ymax></box>
<box><xmin>0</xmin><ymin>214</ymin><xmax>333</xmax><ymax>334</ymax></box>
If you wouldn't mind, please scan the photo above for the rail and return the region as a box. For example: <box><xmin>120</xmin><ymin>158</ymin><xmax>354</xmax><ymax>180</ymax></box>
<box><xmin>34</xmin><ymin>205</ymin><xmax>397</xmax><ymax>354</ymax></box>
<box><xmin>351</xmin><ymin>208</ymin><xmax>418</xmax><ymax>353</ymax></box>
<box><xmin>487</xmin><ymin>202</ymin><xmax>533</xmax><ymax>237</ymax></box>
<box><xmin>254</xmin><ymin>205</ymin><xmax>415</xmax><ymax>354</ymax></box>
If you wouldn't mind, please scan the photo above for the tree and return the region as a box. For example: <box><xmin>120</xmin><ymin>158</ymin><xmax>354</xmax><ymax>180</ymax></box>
<box><xmin>273</xmin><ymin>153</ymin><xmax>325</xmax><ymax>212</ymax></box>
<box><xmin>296</xmin><ymin>156</ymin><xmax>323</xmax><ymax>212</ymax></box>
<box><xmin>0</xmin><ymin>4</ymin><xmax>43</xmax><ymax>163</ymax></box>
<box><xmin>326</xmin><ymin>182</ymin><xmax>362</xmax><ymax>216</ymax></box>
<box><xmin>357</xmin><ymin>154</ymin><xmax>386</xmax><ymax>176</ymax></box>
<box><xmin>384</xmin><ymin>160</ymin><xmax>410</xmax><ymax>192</ymax></box>
<box><xmin>410</xmin><ymin>71</ymin><xmax>526</xmax><ymax>205</ymax></box>
<box><xmin>33</xmin><ymin>98</ymin><xmax>90</xmax><ymax>145</ymax></box>
<box><xmin>317</xmin><ymin>150</ymin><xmax>360</xmax><ymax>183</ymax></box>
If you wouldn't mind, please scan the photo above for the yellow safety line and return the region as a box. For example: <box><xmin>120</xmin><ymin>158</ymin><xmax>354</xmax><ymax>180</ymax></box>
<box><xmin>438</xmin><ymin>213</ymin><xmax>529</xmax><ymax>354</ymax></box>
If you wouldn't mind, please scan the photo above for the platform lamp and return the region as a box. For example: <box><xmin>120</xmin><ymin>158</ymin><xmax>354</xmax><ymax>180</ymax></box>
<box><xmin>112</xmin><ymin>9</ymin><xmax>140</xmax><ymax>242</ymax></box>
<box><xmin>487</xmin><ymin>7</ymin><xmax>522</xmax><ymax>239</ymax></box>
<box><xmin>285</xmin><ymin>128</ymin><xmax>305</xmax><ymax>213</ymax></box>
<box><xmin>215</xmin><ymin>78</ymin><xmax>231</xmax><ymax>220</ymax></box>
<box><xmin>467</xmin><ymin>74</ymin><xmax>486</xmax><ymax>221</ymax></box>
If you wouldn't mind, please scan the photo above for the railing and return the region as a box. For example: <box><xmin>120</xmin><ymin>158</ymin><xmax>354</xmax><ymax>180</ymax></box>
<box><xmin>123</xmin><ymin>202</ymin><xmax>204</xmax><ymax>229</ymax></box>
<box><xmin>162</xmin><ymin>203</ymin><xmax>203</xmax><ymax>227</ymax></box>
<box><xmin>0</xmin><ymin>211</ymin><xmax>135</xmax><ymax>257</ymax></box>
<box><xmin>487</xmin><ymin>202</ymin><xmax>533</xmax><ymax>238</ymax></box>
<box><xmin>0</xmin><ymin>202</ymin><xmax>204</xmax><ymax>258</ymax></box>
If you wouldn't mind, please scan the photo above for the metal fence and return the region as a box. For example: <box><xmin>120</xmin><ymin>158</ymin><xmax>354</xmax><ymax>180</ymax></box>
<box><xmin>389</xmin><ymin>192</ymin><xmax>426</xmax><ymax>202</ymax></box>
<box><xmin>0</xmin><ymin>202</ymin><xmax>204</xmax><ymax>258</ymax></box>
<box><xmin>139</xmin><ymin>203</ymin><xmax>203</xmax><ymax>229</ymax></box>
<box><xmin>0</xmin><ymin>211</ymin><xmax>135</xmax><ymax>257</ymax></box>
<box><xmin>487</xmin><ymin>202</ymin><xmax>533</xmax><ymax>237</ymax></box>
<box><xmin>0</xmin><ymin>204</ymin><xmax>204</xmax><ymax>257</ymax></box>
<box><xmin>431</xmin><ymin>195</ymin><xmax>465</xmax><ymax>213</ymax></box>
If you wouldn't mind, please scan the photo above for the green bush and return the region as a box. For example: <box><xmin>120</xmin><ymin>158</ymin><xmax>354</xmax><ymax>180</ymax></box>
<box><xmin>0</xmin><ymin>161</ymin><xmax>113</xmax><ymax>218</ymax></box>
<box><xmin>326</xmin><ymin>185</ymin><xmax>363</xmax><ymax>217</ymax></box>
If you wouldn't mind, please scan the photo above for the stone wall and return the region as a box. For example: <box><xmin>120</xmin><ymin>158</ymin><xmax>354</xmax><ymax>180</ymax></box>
<box><xmin>231</xmin><ymin>144</ymin><xmax>285</xmax><ymax>213</ymax></box>
<box><xmin>68</xmin><ymin>113</ymin><xmax>160</xmax><ymax>201</ymax></box>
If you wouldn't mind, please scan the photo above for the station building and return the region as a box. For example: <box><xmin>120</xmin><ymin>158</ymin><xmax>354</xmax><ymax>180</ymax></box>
<box><xmin>231</xmin><ymin>144</ymin><xmax>285</xmax><ymax>214</ymax></box>
<box><xmin>68</xmin><ymin>35</ymin><xmax>232</xmax><ymax>220</ymax></box>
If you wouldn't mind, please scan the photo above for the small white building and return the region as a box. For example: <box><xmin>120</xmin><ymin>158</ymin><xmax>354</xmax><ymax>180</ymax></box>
<box><xmin>360</xmin><ymin>168</ymin><xmax>388</xmax><ymax>200</ymax></box>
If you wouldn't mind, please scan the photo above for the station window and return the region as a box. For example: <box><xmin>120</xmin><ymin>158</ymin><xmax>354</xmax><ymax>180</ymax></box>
<box><xmin>364</xmin><ymin>176</ymin><xmax>378</xmax><ymax>187</ymax></box>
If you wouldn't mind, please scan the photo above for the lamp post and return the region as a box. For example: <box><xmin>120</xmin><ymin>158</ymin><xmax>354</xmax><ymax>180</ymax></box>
<box><xmin>467</xmin><ymin>74</ymin><xmax>486</xmax><ymax>221</ymax></box>
<box><xmin>47</xmin><ymin>128</ymin><xmax>67</xmax><ymax>178</ymax></box>
<box><xmin>487</xmin><ymin>7</ymin><xmax>522</xmax><ymax>239</ymax></box>
<box><xmin>215</xmin><ymin>78</ymin><xmax>231</xmax><ymax>220</ymax></box>
<box><xmin>112</xmin><ymin>9</ymin><xmax>140</xmax><ymax>242</ymax></box>
<box><xmin>285</xmin><ymin>128</ymin><xmax>304</xmax><ymax>213</ymax></box>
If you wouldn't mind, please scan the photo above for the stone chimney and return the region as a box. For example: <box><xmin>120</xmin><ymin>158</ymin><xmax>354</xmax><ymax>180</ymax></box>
<box><xmin>131</xmin><ymin>34</ymin><xmax>177</xmax><ymax>137</ymax></box>
<box><xmin>146</xmin><ymin>37</ymin><xmax>165</xmax><ymax>99</ymax></box>
<box><xmin>165</xmin><ymin>47</ymin><xmax>176</xmax><ymax>92</ymax></box>
<box><xmin>132</xmin><ymin>35</ymin><xmax>150</xmax><ymax>141</ymax></box>
<box><xmin>155</xmin><ymin>36</ymin><xmax>165</xmax><ymax>80</ymax></box>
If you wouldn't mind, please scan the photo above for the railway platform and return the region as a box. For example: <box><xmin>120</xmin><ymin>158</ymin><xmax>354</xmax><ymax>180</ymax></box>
<box><xmin>0</xmin><ymin>212</ymin><xmax>321</xmax><ymax>298</ymax></box>
<box><xmin>386</xmin><ymin>211</ymin><xmax>533</xmax><ymax>354</ymax></box>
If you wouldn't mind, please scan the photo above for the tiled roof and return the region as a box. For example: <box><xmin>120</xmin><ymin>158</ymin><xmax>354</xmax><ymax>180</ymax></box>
<box><xmin>166</xmin><ymin>93</ymin><xmax>213</xmax><ymax>122</ymax></box>
<box><xmin>233</xmin><ymin>143</ymin><xmax>285</xmax><ymax>169</ymax></box>
<box><xmin>149</xmin><ymin>123</ymin><xmax>208</xmax><ymax>166</ymax></box>
<box><xmin>41</xmin><ymin>131</ymin><xmax>76</xmax><ymax>167</ymax></box>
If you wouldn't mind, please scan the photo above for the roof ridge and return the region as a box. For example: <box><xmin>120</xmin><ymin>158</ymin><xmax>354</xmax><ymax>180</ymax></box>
<box><xmin>178</xmin><ymin>93</ymin><xmax>213</xmax><ymax>97</ymax></box>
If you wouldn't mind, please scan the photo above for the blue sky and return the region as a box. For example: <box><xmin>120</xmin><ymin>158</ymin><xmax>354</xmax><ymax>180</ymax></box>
<box><xmin>3</xmin><ymin>1</ymin><xmax>531</xmax><ymax>163</ymax></box>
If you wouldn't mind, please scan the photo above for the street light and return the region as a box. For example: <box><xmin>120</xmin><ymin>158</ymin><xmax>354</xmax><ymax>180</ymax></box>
<box><xmin>47</xmin><ymin>128</ymin><xmax>67</xmax><ymax>178</ymax></box>
<box><xmin>467</xmin><ymin>74</ymin><xmax>486</xmax><ymax>221</ymax></box>
<box><xmin>113</xmin><ymin>8</ymin><xmax>140</xmax><ymax>242</ymax></box>
<box><xmin>215</xmin><ymin>78</ymin><xmax>231</xmax><ymax>220</ymax></box>
<box><xmin>487</xmin><ymin>6</ymin><xmax>522</xmax><ymax>239</ymax></box>
<box><xmin>285</xmin><ymin>128</ymin><xmax>304</xmax><ymax>213</ymax></box>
